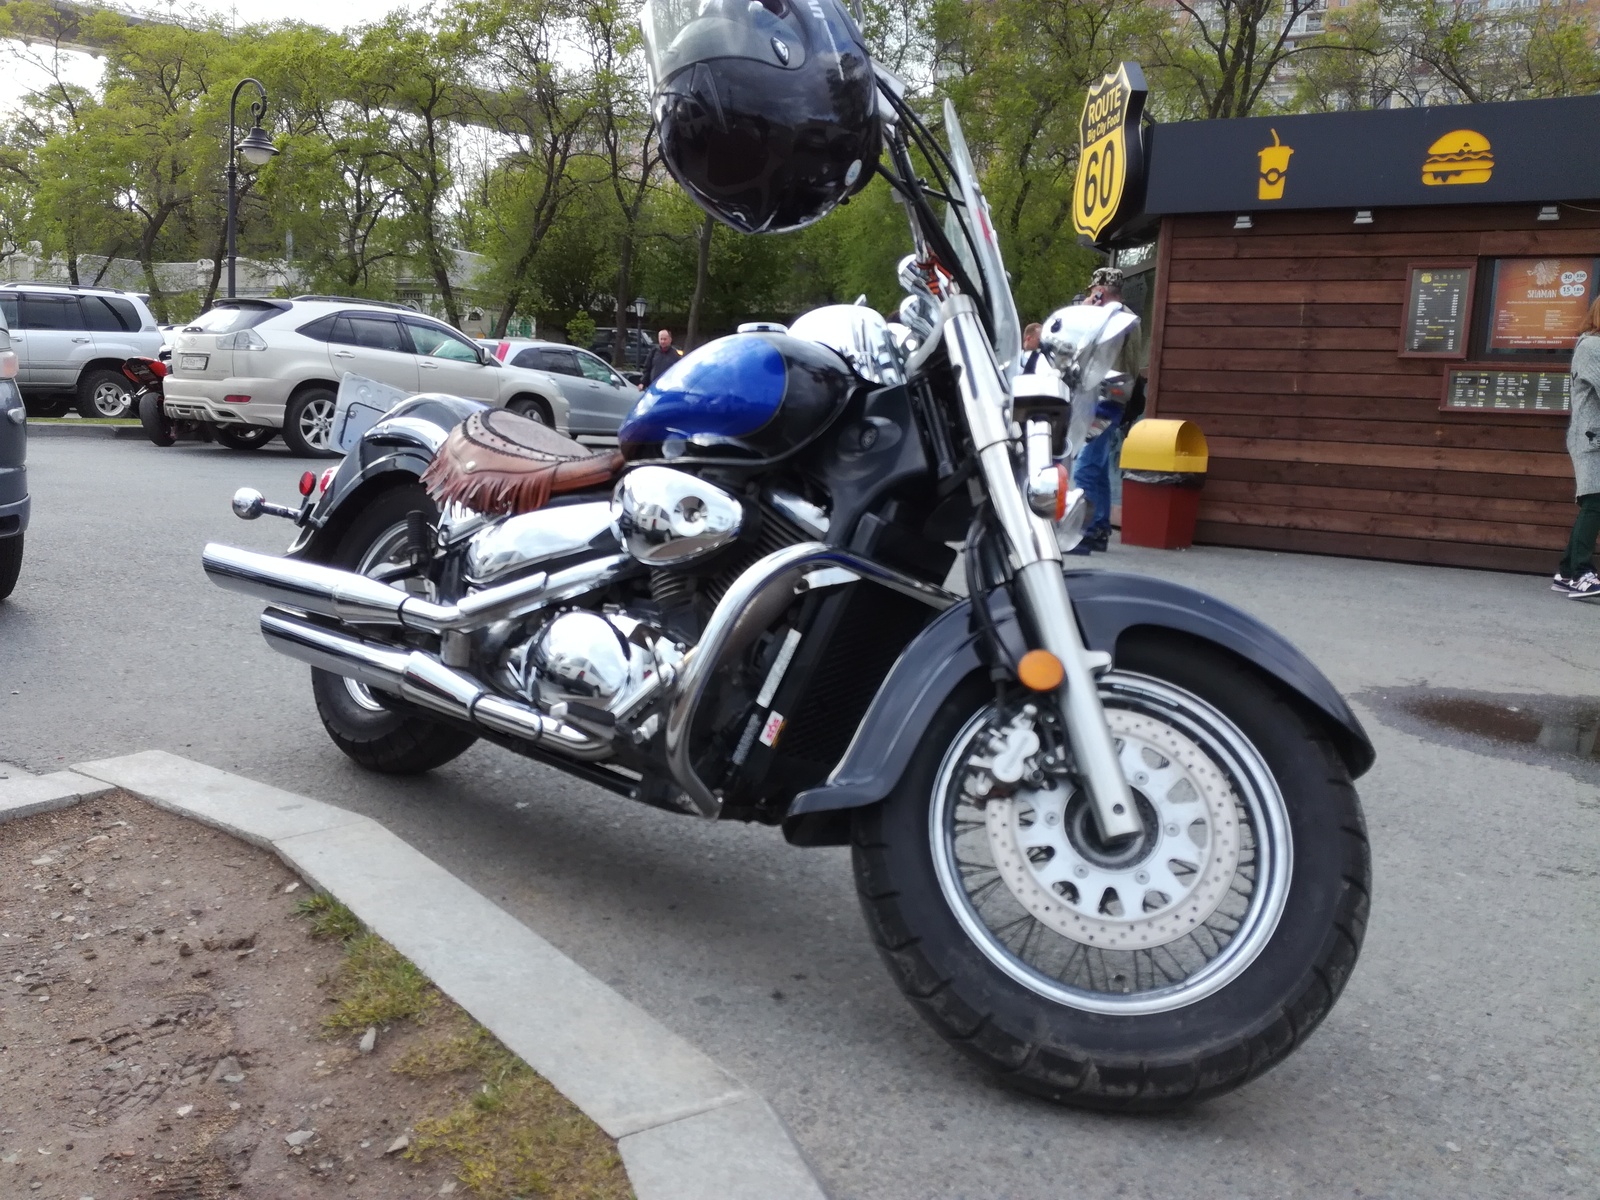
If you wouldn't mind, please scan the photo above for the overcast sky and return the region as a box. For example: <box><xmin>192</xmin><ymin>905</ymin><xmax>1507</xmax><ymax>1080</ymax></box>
<box><xmin>0</xmin><ymin>0</ymin><xmax>431</xmax><ymax>105</ymax></box>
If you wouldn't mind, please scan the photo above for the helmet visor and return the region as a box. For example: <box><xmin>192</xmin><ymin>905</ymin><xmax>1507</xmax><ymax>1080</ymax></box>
<box><xmin>642</xmin><ymin>0</ymin><xmax>798</xmax><ymax>90</ymax></box>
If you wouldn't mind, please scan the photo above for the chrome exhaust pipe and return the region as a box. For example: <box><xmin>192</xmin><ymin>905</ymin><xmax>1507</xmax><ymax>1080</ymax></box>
<box><xmin>204</xmin><ymin>543</ymin><xmax>636</xmax><ymax>635</ymax></box>
<box><xmin>260</xmin><ymin>608</ymin><xmax>611</xmax><ymax>760</ymax></box>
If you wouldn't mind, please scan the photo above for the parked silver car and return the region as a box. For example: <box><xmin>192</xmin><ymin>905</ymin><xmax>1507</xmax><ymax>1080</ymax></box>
<box><xmin>166</xmin><ymin>297</ymin><xmax>570</xmax><ymax>456</ymax></box>
<box><xmin>0</xmin><ymin>284</ymin><xmax>163</xmax><ymax>418</ymax></box>
<box><xmin>478</xmin><ymin>338</ymin><xmax>639</xmax><ymax>435</ymax></box>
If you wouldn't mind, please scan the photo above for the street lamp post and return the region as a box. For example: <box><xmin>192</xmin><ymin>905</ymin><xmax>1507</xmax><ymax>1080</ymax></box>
<box><xmin>226</xmin><ymin>78</ymin><xmax>279</xmax><ymax>299</ymax></box>
<box><xmin>630</xmin><ymin>296</ymin><xmax>647</xmax><ymax>366</ymax></box>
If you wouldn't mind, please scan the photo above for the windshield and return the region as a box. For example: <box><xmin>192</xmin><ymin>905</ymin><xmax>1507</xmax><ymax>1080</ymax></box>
<box><xmin>940</xmin><ymin>100</ymin><xmax>1022</xmax><ymax>378</ymax></box>
<box><xmin>186</xmin><ymin>303</ymin><xmax>279</xmax><ymax>334</ymax></box>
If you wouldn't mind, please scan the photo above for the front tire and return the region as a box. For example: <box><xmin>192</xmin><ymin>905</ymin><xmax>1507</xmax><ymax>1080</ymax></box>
<box><xmin>0</xmin><ymin>533</ymin><xmax>21</xmax><ymax>601</ymax></box>
<box><xmin>310</xmin><ymin>484</ymin><xmax>478</xmax><ymax>774</ymax></box>
<box><xmin>853</xmin><ymin>634</ymin><xmax>1369</xmax><ymax>1111</ymax></box>
<box><xmin>506</xmin><ymin>395</ymin><xmax>551</xmax><ymax>426</ymax></box>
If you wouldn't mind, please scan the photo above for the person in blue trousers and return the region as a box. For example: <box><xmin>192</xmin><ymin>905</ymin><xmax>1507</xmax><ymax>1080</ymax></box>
<box><xmin>1074</xmin><ymin>267</ymin><xmax>1144</xmax><ymax>552</ymax></box>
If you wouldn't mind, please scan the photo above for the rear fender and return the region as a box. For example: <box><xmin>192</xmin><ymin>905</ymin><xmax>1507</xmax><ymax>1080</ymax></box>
<box><xmin>782</xmin><ymin>569</ymin><xmax>1373</xmax><ymax>846</ymax></box>
<box><xmin>287</xmin><ymin>393</ymin><xmax>483</xmax><ymax>561</ymax></box>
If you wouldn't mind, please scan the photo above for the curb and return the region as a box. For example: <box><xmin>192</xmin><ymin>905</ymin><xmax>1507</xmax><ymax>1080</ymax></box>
<box><xmin>27</xmin><ymin>422</ymin><xmax>145</xmax><ymax>439</ymax></box>
<box><xmin>0</xmin><ymin>753</ymin><xmax>828</xmax><ymax>1199</ymax></box>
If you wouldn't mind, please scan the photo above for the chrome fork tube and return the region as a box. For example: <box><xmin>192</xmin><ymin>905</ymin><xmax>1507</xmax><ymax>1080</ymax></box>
<box><xmin>942</xmin><ymin>296</ymin><xmax>1140</xmax><ymax>841</ymax></box>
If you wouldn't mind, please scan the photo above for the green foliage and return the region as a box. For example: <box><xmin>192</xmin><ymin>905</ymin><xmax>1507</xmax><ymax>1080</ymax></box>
<box><xmin>566</xmin><ymin>309</ymin><xmax>597</xmax><ymax>345</ymax></box>
<box><xmin>402</xmin><ymin>1010</ymin><xmax>631</xmax><ymax>1200</ymax></box>
<box><xmin>324</xmin><ymin>932</ymin><xmax>439</xmax><ymax>1030</ymax></box>
<box><xmin>0</xmin><ymin>0</ymin><xmax>1592</xmax><ymax>332</ymax></box>
<box><xmin>295</xmin><ymin>891</ymin><xmax>363</xmax><ymax>942</ymax></box>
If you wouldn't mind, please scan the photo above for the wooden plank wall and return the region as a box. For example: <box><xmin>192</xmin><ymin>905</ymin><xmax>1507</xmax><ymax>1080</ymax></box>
<box><xmin>1144</xmin><ymin>203</ymin><xmax>1600</xmax><ymax>573</ymax></box>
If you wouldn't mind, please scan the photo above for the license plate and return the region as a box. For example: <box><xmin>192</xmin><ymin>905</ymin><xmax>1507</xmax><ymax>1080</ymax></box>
<box><xmin>179</xmin><ymin>354</ymin><xmax>208</xmax><ymax>371</ymax></box>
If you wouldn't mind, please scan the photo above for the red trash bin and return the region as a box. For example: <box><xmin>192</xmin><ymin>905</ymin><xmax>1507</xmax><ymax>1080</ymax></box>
<box><xmin>1117</xmin><ymin>420</ymin><xmax>1208</xmax><ymax>550</ymax></box>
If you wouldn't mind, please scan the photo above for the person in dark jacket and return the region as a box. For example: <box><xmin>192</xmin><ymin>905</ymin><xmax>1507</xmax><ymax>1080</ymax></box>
<box><xmin>639</xmin><ymin>329</ymin><xmax>684</xmax><ymax>390</ymax></box>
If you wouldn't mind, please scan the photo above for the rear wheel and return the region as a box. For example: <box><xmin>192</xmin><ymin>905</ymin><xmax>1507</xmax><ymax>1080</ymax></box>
<box><xmin>853</xmin><ymin>635</ymin><xmax>1369</xmax><ymax>1111</ymax></box>
<box><xmin>310</xmin><ymin>484</ymin><xmax>478</xmax><ymax>774</ymax></box>
<box><xmin>283</xmin><ymin>387</ymin><xmax>339</xmax><ymax>457</ymax></box>
<box><xmin>138</xmin><ymin>391</ymin><xmax>176</xmax><ymax>446</ymax></box>
<box><xmin>215</xmin><ymin>424</ymin><xmax>276</xmax><ymax>451</ymax></box>
<box><xmin>0</xmin><ymin>534</ymin><xmax>21</xmax><ymax>601</ymax></box>
<box><xmin>77</xmin><ymin>369</ymin><xmax>133</xmax><ymax>419</ymax></box>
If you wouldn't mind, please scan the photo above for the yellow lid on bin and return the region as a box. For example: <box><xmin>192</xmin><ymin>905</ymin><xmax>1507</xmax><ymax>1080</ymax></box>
<box><xmin>1119</xmin><ymin>419</ymin><xmax>1208</xmax><ymax>473</ymax></box>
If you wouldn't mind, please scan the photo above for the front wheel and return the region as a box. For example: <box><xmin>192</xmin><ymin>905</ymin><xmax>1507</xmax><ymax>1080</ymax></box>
<box><xmin>0</xmin><ymin>533</ymin><xmax>21</xmax><ymax>601</ymax></box>
<box><xmin>310</xmin><ymin>484</ymin><xmax>478</xmax><ymax>774</ymax></box>
<box><xmin>853</xmin><ymin>633</ymin><xmax>1370</xmax><ymax>1111</ymax></box>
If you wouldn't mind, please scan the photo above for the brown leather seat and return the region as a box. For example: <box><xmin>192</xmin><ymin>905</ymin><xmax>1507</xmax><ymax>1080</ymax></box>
<box><xmin>420</xmin><ymin>408</ymin><xmax>625</xmax><ymax>516</ymax></box>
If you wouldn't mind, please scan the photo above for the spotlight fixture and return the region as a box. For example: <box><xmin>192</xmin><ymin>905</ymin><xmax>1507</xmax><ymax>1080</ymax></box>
<box><xmin>1353</xmin><ymin>210</ymin><xmax>1374</xmax><ymax>225</ymax></box>
<box><xmin>1538</xmin><ymin>205</ymin><xmax>1560</xmax><ymax>221</ymax></box>
<box><xmin>1233</xmin><ymin>214</ymin><xmax>1253</xmax><ymax>230</ymax></box>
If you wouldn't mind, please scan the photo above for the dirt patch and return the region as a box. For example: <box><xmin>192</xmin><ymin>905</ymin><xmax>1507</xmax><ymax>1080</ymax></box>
<box><xmin>0</xmin><ymin>789</ymin><xmax>630</xmax><ymax>1200</ymax></box>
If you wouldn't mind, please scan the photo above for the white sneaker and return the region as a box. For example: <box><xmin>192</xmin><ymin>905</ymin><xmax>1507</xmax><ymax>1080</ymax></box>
<box><xmin>1567</xmin><ymin>571</ymin><xmax>1600</xmax><ymax>599</ymax></box>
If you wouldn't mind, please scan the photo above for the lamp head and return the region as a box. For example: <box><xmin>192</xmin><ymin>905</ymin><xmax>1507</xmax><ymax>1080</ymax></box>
<box><xmin>237</xmin><ymin>125</ymin><xmax>278</xmax><ymax>167</ymax></box>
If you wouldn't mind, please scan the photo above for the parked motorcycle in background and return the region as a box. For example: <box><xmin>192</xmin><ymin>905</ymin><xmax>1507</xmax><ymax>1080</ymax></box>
<box><xmin>201</xmin><ymin>3</ymin><xmax>1373</xmax><ymax>1111</ymax></box>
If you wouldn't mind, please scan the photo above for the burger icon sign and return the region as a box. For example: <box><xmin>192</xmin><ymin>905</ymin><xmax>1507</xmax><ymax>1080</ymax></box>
<box><xmin>1422</xmin><ymin>129</ymin><xmax>1493</xmax><ymax>186</ymax></box>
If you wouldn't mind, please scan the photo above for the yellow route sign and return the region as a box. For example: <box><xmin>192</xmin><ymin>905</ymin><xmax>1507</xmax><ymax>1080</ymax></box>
<box><xmin>1072</xmin><ymin>63</ymin><xmax>1148</xmax><ymax>243</ymax></box>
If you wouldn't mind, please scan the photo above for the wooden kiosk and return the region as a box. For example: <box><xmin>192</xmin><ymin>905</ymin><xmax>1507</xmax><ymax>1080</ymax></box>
<box><xmin>1115</xmin><ymin>94</ymin><xmax>1600</xmax><ymax>573</ymax></box>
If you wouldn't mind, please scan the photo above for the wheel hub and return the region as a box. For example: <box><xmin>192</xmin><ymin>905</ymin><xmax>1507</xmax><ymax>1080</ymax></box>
<box><xmin>983</xmin><ymin>708</ymin><xmax>1242</xmax><ymax>951</ymax></box>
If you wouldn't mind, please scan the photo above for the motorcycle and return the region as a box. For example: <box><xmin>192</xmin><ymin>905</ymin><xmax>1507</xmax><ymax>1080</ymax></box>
<box><xmin>200</xmin><ymin>83</ymin><xmax>1373</xmax><ymax>1111</ymax></box>
<box><xmin>125</xmin><ymin>356</ymin><xmax>276</xmax><ymax>450</ymax></box>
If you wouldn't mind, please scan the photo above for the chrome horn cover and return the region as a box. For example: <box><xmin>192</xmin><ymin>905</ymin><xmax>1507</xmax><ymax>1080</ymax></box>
<box><xmin>611</xmin><ymin>466</ymin><xmax>744</xmax><ymax>566</ymax></box>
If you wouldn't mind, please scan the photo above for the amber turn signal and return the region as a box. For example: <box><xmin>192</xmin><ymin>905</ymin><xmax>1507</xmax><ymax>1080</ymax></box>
<box><xmin>1017</xmin><ymin>649</ymin><xmax>1065</xmax><ymax>692</ymax></box>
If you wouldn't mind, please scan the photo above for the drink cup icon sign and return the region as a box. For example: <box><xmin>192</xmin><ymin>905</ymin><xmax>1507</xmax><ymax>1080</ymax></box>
<box><xmin>1258</xmin><ymin>129</ymin><xmax>1293</xmax><ymax>201</ymax></box>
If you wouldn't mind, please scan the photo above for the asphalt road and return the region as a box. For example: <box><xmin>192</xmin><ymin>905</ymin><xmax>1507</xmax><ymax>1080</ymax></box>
<box><xmin>4</xmin><ymin>435</ymin><xmax>1598</xmax><ymax>1200</ymax></box>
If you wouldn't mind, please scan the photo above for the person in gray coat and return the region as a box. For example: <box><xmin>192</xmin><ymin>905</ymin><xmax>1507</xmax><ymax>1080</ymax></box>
<box><xmin>1554</xmin><ymin>299</ymin><xmax>1600</xmax><ymax>596</ymax></box>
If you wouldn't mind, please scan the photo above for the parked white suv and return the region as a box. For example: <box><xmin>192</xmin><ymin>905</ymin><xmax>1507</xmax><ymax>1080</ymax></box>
<box><xmin>165</xmin><ymin>296</ymin><xmax>570</xmax><ymax>456</ymax></box>
<box><xmin>0</xmin><ymin>284</ymin><xmax>163</xmax><ymax>418</ymax></box>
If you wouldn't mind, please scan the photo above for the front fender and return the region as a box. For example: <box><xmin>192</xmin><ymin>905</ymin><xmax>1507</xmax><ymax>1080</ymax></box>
<box><xmin>783</xmin><ymin>569</ymin><xmax>1373</xmax><ymax>845</ymax></box>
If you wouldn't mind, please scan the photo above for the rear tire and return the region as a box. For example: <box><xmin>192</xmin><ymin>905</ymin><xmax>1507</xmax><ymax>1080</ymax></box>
<box><xmin>0</xmin><ymin>534</ymin><xmax>21</xmax><ymax>601</ymax></box>
<box><xmin>852</xmin><ymin>634</ymin><xmax>1369</xmax><ymax>1111</ymax></box>
<box><xmin>215</xmin><ymin>424</ymin><xmax>276</xmax><ymax>451</ymax></box>
<box><xmin>77</xmin><ymin>369</ymin><xmax>133</xmax><ymax>419</ymax></box>
<box><xmin>282</xmin><ymin>387</ymin><xmax>339</xmax><ymax>457</ymax></box>
<box><xmin>310</xmin><ymin>484</ymin><xmax>477</xmax><ymax>774</ymax></box>
<box><xmin>138</xmin><ymin>391</ymin><xmax>177</xmax><ymax>446</ymax></box>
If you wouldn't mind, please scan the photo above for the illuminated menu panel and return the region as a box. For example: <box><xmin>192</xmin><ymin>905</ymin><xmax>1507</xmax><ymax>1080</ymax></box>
<box><xmin>1444</xmin><ymin>368</ymin><xmax>1571</xmax><ymax>412</ymax></box>
<box><xmin>1488</xmin><ymin>257</ymin><xmax>1598</xmax><ymax>351</ymax></box>
<box><xmin>1403</xmin><ymin>266</ymin><xmax>1473</xmax><ymax>356</ymax></box>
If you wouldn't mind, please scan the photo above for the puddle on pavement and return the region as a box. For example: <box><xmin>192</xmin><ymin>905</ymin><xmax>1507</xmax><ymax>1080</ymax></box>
<box><xmin>1361</xmin><ymin>686</ymin><xmax>1600</xmax><ymax>783</ymax></box>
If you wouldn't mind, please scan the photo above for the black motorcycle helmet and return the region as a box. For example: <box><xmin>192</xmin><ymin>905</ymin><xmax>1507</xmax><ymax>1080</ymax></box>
<box><xmin>642</xmin><ymin>0</ymin><xmax>881</xmax><ymax>234</ymax></box>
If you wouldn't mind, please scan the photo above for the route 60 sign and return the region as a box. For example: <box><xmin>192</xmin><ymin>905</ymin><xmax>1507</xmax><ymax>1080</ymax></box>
<box><xmin>1072</xmin><ymin>63</ymin><xmax>1148</xmax><ymax>243</ymax></box>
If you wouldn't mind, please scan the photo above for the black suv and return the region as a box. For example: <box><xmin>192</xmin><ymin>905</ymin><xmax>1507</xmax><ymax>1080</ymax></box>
<box><xmin>0</xmin><ymin>318</ymin><xmax>26</xmax><ymax>600</ymax></box>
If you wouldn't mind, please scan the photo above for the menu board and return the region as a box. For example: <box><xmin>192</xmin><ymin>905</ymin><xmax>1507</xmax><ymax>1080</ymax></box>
<box><xmin>1488</xmin><ymin>257</ymin><xmax>1597</xmax><ymax>351</ymax></box>
<box><xmin>1402</xmin><ymin>265</ymin><xmax>1473</xmax><ymax>357</ymax></box>
<box><xmin>1443</xmin><ymin>368</ymin><xmax>1571</xmax><ymax>412</ymax></box>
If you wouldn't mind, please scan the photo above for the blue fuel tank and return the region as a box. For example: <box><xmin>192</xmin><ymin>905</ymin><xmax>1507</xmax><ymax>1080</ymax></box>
<box><xmin>619</xmin><ymin>332</ymin><xmax>857</xmax><ymax>461</ymax></box>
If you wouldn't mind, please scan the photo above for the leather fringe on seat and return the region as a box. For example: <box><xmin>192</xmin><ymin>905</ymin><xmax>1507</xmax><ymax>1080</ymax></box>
<box><xmin>420</xmin><ymin>408</ymin><xmax>625</xmax><ymax>516</ymax></box>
